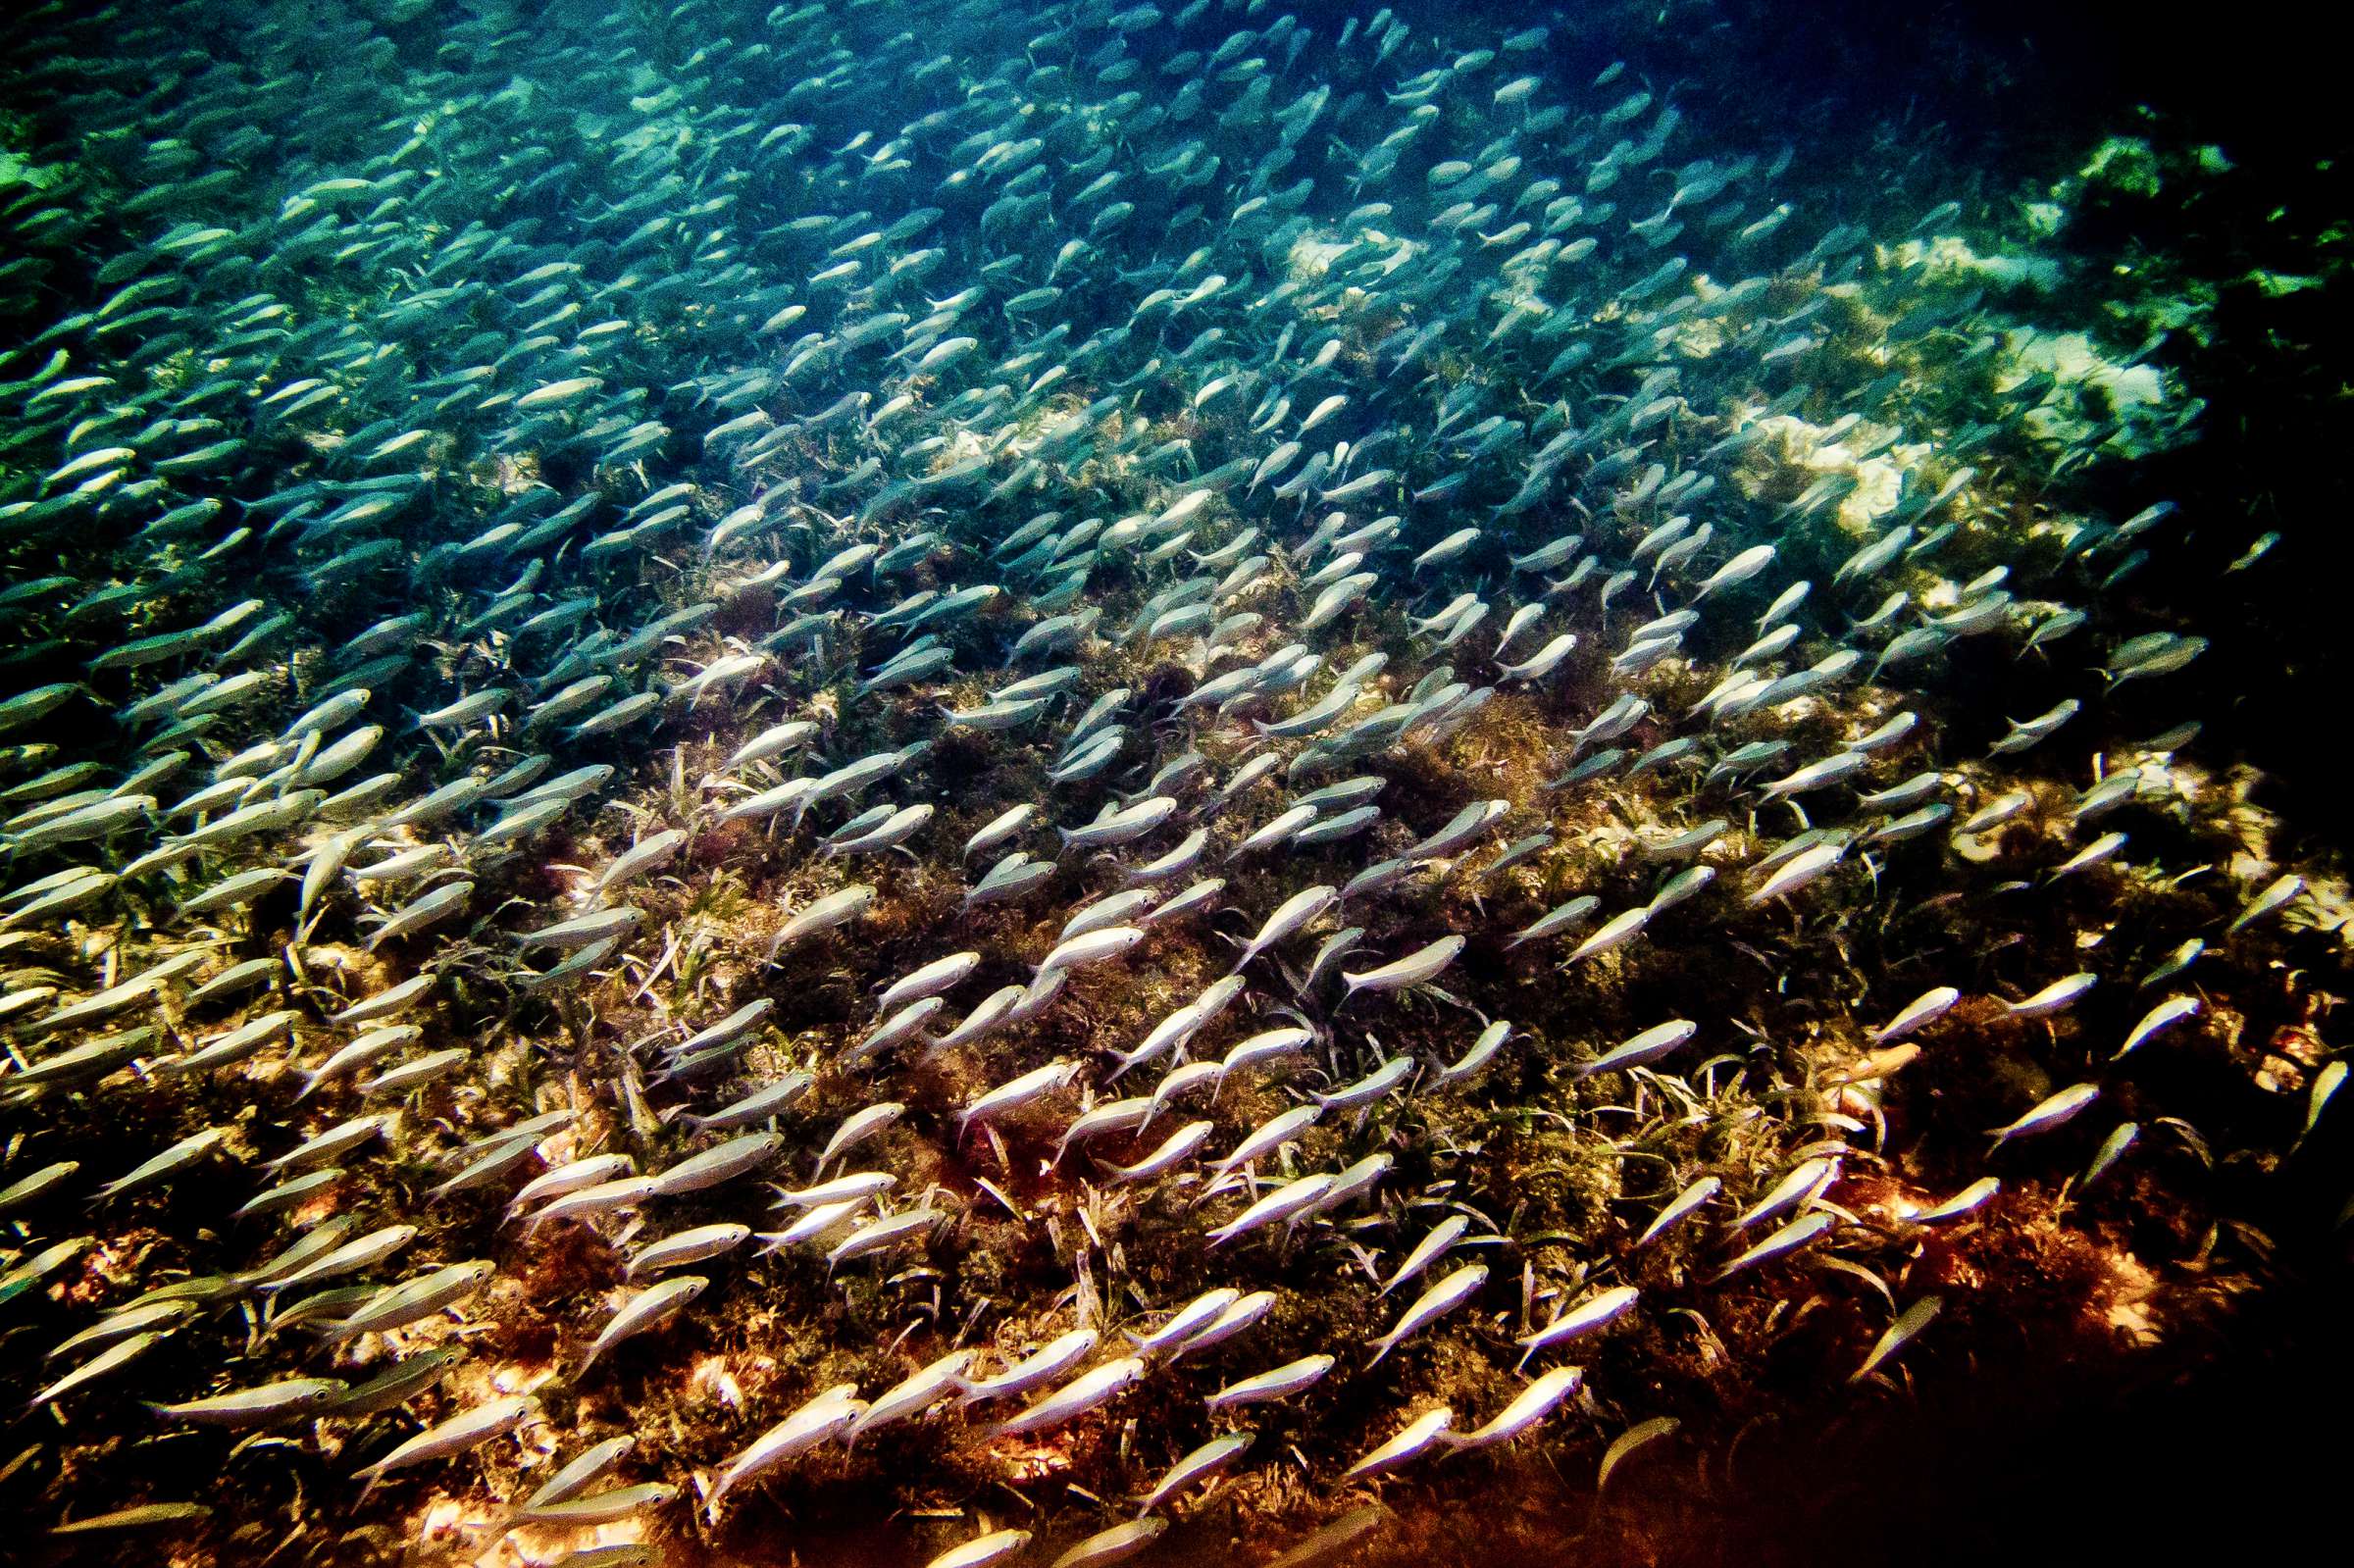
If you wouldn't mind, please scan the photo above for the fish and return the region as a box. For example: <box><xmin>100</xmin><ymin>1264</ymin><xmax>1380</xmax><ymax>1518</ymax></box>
<box><xmin>1989</xmin><ymin>1084</ymin><xmax>2100</xmax><ymax>1146</ymax></box>
<box><xmin>2114</xmin><ymin>995</ymin><xmax>2201</xmax><ymax>1060</ymax></box>
<box><xmin>1596</xmin><ymin>1416</ymin><xmax>1682</xmax><ymax>1495</ymax></box>
<box><xmin>1342</xmin><ymin>1405</ymin><xmax>1457</xmax><ymax>1481</ymax></box>
<box><xmin>1207</xmin><ymin>1102</ymin><xmax>1323</xmax><ymax>1184</ymax></box>
<box><xmin>1139</xmin><ymin>1431</ymin><xmax>1254</xmax><ymax>1510</ymax></box>
<box><xmin>1713</xmin><ymin>1211</ymin><xmax>1838</xmax><ymax>1282</ymax></box>
<box><xmin>995</xmin><ymin>1356</ymin><xmax>1147</xmax><ymax>1439</ymax></box>
<box><xmin>2003</xmin><ymin>973</ymin><xmax>2096</xmax><ymax>1019</ymax></box>
<box><xmin>1206</xmin><ymin>1173</ymin><xmax>1336</xmax><ymax>1246</ymax></box>
<box><xmin>1637</xmin><ymin>1177</ymin><xmax>1722</xmax><ymax>1247</ymax></box>
<box><xmin>1513</xmin><ymin>1282</ymin><xmax>1639</xmax><ymax>1368</ymax></box>
<box><xmin>353</xmin><ymin>1394</ymin><xmax>535</xmax><ymax>1484</ymax></box>
<box><xmin>1852</xmin><ymin>1295</ymin><xmax>1944</xmax><ymax>1382</ymax></box>
<box><xmin>150</xmin><ymin>1377</ymin><xmax>350</xmax><ymax>1428</ymax></box>
<box><xmin>1050</xmin><ymin>1519</ymin><xmax>1168</xmax><ymax>1568</ymax></box>
<box><xmin>1445</xmin><ymin>1365</ymin><xmax>1584</xmax><ymax>1448</ymax></box>
<box><xmin>1577</xmin><ymin>1021</ymin><xmax>1697</xmax><ymax>1080</ymax></box>
<box><xmin>848</xmin><ymin>1349</ymin><xmax>978</xmax><ymax>1442</ymax></box>
<box><xmin>1565</xmin><ymin>905</ymin><xmax>1652</xmax><ymax>963</ymax></box>
<box><xmin>647</xmin><ymin>1133</ymin><xmax>785</xmax><ymax>1196</ymax></box>
<box><xmin>2081</xmin><ymin>1121</ymin><xmax>2142</xmax><ymax>1188</ymax></box>
<box><xmin>961</xmin><ymin>1060</ymin><xmax>1081</xmax><ymax>1136</ymax></box>
<box><xmin>1230</xmin><ymin>885</ymin><xmax>1339</xmax><ymax>971</ymax></box>
<box><xmin>924</xmin><ymin>1531</ymin><xmax>1034</xmax><ymax>1568</ymax></box>
<box><xmin>1368</xmin><ymin>1264</ymin><xmax>1488</xmax><ymax>1365</ymax></box>
<box><xmin>1736</xmin><ymin>1156</ymin><xmax>1841</xmax><ymax>1231</ymax></box>
<box><xmin>706</xmin><ymin>1383</ymin><xmax>866</xmax><ymax>1518</ymax></box>
<box><xmin>1869</xmin><ymin>987</ymin><xmax>1960</xmax><ymax>1043</ymax></box>
<box><xmin>327</xmin><ymin>1261</ymin><xmax>497</xmax><ymax>1340</ymax></box>
<box><xmin>1909</xmin><ymin>1176</ymin><xmax>2000</xmax><ymax>1225</ymax></box>
<box><xmin>579</xmin><ymin>1277</ymin><xmax>709</xmax><ymax>1374</ymax></box>
<box><xmin>1747</xmin><ymin>840</ymin><xmax>1847</xmax><ymax>903</ymax></box>
<box><xmin>1342</xmin><ymin>936</ymin><xmax>1467</xmax><ymax>1000</ymax></box>
<box><xmin>2226</xmin><ymin>873</ymin><xmax>2304</xmax><ymax>936</ymax></box>
<box><xmin>769</xmin><ymin>885</ymin><xmax>875</xmax><ymax>954</ymax></box>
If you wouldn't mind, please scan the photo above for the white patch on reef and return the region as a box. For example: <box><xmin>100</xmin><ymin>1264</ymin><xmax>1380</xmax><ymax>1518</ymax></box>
<box><xmin>1668</xmin><ymin>314</ymin><xmax>1728</xmax><ymax>358</ymax></box>
<box><xmin>2001</xmin><ymin>327</ymin><xmax>2193</xmax><ymax>458</ymax></box>
<box><xmin>1913</xmin><ymin>577</ymin><xmax>1964</xmax><ymax>612</ymax></box>
<box><xmin>1885</xmin><ymin>234</ymin><xmax>2065</xmax><ymax>293</ymax></box>
<box><xmin>1747</xmin><ymin>413</ymin><xmax>1928</xmax><ymax>534</ymax></box>
<box><xmin>1285</xmin><ymin>230</ymin><xmax>1356</xmax><ymax>278</ymax></box>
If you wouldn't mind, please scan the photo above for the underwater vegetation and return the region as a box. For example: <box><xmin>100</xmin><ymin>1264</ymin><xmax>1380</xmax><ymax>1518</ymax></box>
<box><xmin>0</xmin><ymin>1</ymin><xmax>2347</xmax><ymax>1565</ymax></box>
